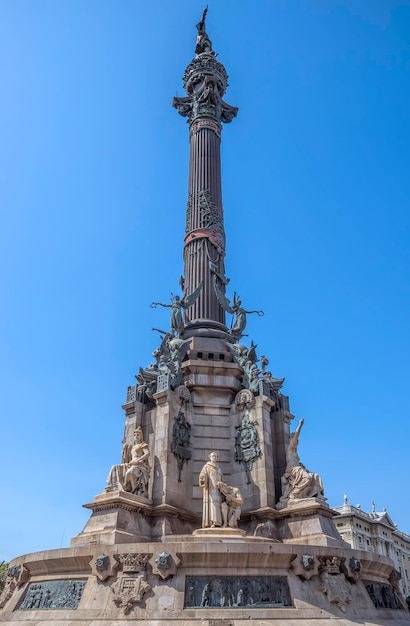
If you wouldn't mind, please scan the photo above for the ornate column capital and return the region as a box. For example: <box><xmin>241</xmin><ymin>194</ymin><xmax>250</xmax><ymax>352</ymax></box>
<box><xmin>173</xmin><ymin>52</ymin><xmax>237</xmax><ymax>126</ymax></box>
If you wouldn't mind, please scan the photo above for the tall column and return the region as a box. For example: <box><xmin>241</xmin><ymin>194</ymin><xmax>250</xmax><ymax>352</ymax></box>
<box><xmin>173</xmin><ymin>9</ymin><xmax>237</xmax><ymax>335</ymax></box>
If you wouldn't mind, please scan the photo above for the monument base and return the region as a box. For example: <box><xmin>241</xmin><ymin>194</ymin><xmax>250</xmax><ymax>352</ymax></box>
<box><xmin>1</xmin><ymin>536</ymin><xmax>409</xmax><ymax>625</ymax></box>
<box><xmin>276</xmin><ymin>498</ymin><xmax>349</xmax><ymax>547</ymax></box>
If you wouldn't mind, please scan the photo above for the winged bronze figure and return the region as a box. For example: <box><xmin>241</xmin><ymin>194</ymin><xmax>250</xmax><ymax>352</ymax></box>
<box><xmin>213</xmin><ymin>279</ymin><xmax>263</xmax><ymax>340</ymax></box>
<box><xmin>151</xmin><ymin>280</ymin><xmax>203</xmax><ymax>337</ymax></box>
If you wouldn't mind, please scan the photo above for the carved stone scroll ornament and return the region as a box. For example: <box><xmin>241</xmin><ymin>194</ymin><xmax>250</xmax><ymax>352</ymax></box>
<box><xmin>171</xmin><ymin>408</ymin><xmax>192</xmax><ymax>481</ymax></box>
<box><xmin>111</xmin><ymin>554</ymin><xmax>151</xmax><ymax>614</ymax></box>
<box><xmin>234</xmin><ymin>410</ymin><xmax>262</xmax><ymax>483</ymax></box>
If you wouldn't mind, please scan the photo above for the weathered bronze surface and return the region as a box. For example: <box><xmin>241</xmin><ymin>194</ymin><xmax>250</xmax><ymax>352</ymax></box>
<box><xmin>172</xmin><ymin>12</ymin><xmax>238</xmax><ymax>328</ymax></box>
<box><xmin>184</xmin><ymin>575</ymin><xmax>292</xmax><ymax>608</ymax></box>
<box><xmin>18</xmin><ymin>580</ymin><xmax>86</xmax><ymax>611</ymax></box>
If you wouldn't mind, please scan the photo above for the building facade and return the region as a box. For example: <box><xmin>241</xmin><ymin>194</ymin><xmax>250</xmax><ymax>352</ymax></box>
<box><xmin>334</xmin><ymin>500</ymin><xmax>410</xmax><ymax>597</ymax></box>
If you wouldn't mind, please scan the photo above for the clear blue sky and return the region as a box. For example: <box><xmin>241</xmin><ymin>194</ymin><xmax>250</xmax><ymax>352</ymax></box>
<box><xmin>1</xmin><ymin>1</ymin><xmax>409</xmax><ymax>562</ymax></box>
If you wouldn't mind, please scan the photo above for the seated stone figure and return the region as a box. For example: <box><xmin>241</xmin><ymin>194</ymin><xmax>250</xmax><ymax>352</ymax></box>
<box><xmin>106</xmin><ymin>427</ymin><xmax>151</xmax><ymax>497</ymax></box>
<box><xmin>285</xmin><ymin>464</ymin><xmax>324</xmax><ymax>500</ymax></box>
<box><xmin>278</xmin><ymin>419</ymin><xmax>325</xmax><ymax>508</ymax></box>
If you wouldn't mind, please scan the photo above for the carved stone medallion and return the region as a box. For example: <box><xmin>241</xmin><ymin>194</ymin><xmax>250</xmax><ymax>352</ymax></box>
<box><xmin>291</xmin><ymin>553</ymin><xmax>320</xmax><ymax>581</ymax></box>
<box><xmin>176</xmin><ymin>384</ymin><xmax>191</xmax><ymax>405</ymax></box>
<box><xmin>90</xmin><ymin>554</ymin><xmax>119</xmax><ymax>582</ymax></box>
<box><xmin>149</xmin><ymin>551</ymin><xmax>181</xmax><ymax>580</ymax></box>
<box><xmin>235</xmin><ymin>389</ymin><xmax>254</xmax><ymax>411</ymax></box>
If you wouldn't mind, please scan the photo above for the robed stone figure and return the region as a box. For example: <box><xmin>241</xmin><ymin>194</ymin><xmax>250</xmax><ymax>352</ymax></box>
<box><xmin>199</xmin><ymin>452</ymin><xmax>224</xmax><ymax>527</ymax></box>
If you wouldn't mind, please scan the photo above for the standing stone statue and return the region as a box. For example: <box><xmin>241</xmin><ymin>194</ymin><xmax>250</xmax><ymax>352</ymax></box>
<box><xmin>199</xmin><ymin>452</ymin><xmax>224</xmax><ymax>527</ymax></box>
<box><xmin>199</xmin><ymin>452</ymin><xmax>244</xmax><ymax>528</ymax></box>
<box><xmin>106</xmin><ymin>427</ymin><xmax>151</xmax><ymax>497</ymax></box>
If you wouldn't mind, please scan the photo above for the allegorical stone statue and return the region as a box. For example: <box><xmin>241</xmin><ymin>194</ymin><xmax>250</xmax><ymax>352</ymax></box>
<box><xmin>151</xmin><ymin>281</ymin><xmax>202</xmax><ymax>337</ymax></box>
<box><xmin>199</xmin><ymin>452</ymin><xmax>243</xmax><ymax>528</ymax></box>
<box><xmin>277</xmin><ymin>419</ymin><xmax>325</xmax><ymax>509</ymax></box>
<box><xmin>106</xmin><ymin>427</ymin><xmax>151</xmax><ymax>497</ymax></box>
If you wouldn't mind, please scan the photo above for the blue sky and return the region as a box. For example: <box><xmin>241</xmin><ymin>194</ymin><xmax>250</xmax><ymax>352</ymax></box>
<box><xmin>1</xmin><ymin>0</ymin><xmax>409</xmax><ymax>562</ymax></box>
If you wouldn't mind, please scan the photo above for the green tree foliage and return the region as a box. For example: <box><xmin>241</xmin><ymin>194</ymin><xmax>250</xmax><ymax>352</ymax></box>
<box><xmin>0</xmin><ymin>561</ymin><xmax>8</xmax><ymax>592</ymax></box>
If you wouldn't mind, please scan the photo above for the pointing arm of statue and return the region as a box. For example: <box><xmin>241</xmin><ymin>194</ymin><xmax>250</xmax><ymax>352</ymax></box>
<box><xmin>150</xmin><ymin>301</ymin><xmax>172</xmax><ymax>309</ymax></box>
<box><xmin>197</xmin><ymin>6</ymin><xmax>208</xmax><ymax>33</ymax></box>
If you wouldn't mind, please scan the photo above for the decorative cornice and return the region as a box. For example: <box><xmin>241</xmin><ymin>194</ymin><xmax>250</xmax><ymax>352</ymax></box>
<box><xmin>83</xmin><ymin>491</ymin><xmax>198</xmax><ymax>522</ymax></box>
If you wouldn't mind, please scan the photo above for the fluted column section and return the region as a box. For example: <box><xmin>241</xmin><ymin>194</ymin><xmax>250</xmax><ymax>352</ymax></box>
<box><xmin>173</xmin><ymin>32</ymin><xmax>238</xmax><ymax>335</ymax></box>
<box><xmin>184</xmin><ymin>123</ymin><xmax>225</xmax><ymax>324</ymax></box>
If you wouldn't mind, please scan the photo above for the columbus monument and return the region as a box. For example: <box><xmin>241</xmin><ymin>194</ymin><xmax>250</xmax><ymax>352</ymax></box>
<box><xmin>1</xmin><ymin>9</ymin><xmax>409</xmax><ymax>625</ymax></box>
